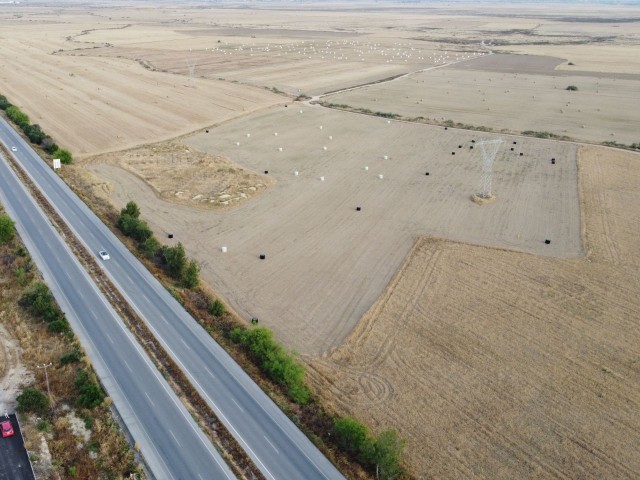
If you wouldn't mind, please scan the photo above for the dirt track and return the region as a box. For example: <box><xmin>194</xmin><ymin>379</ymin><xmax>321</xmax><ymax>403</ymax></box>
<box><xmin>307</xmin><ymin>146</ymin><xmax>640</xmax><ymax>478</ymax></box>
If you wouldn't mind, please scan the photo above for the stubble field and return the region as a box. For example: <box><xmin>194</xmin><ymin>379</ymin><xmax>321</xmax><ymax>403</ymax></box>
<box><xmin>325</xmin><ymin>53</ymin><xmax>640</xmax><ymax>145</ymax></box>
<box><xmin>308</xmin><ymin>146</ymin><xmax>640</xmax><ymax>479</ymax></box>
<box><xmin>90</xmin><ymin>104</ymin><xmax>582</xmax><ymax>355</ymax></box>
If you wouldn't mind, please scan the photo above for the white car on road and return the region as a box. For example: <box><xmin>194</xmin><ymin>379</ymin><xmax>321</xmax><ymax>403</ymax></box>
<box><xmin>98</xmin><ymin>250</ymin><xmax>110</xmax><ymax>260</ymax></box>
<box><xmin>11</xmin><ymin>146</ymin><xmax>17</xmax><ymax>152</ymax></box>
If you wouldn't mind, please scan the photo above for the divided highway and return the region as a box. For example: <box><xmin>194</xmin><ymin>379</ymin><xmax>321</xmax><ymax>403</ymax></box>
<box><xmin>0</xmin><ymin>152</ymin><xmax>235</xmax><ymax>479</ymax></box>
<box><xmin>0</xmin><ymin>118</ymin><xmax>345</xmax><ymax>480</ymax></box>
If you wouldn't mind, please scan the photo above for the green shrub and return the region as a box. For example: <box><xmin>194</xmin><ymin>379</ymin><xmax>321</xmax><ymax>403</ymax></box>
<box><xmin>75</xmin><ymin>369</ymin><xmax>104</xmax><ymax>409</ymax></box>
<box><xmin>14</xmin><ymin>267</ymin><xmax>29</xmax><ymax>286</ymax></box>
<box><xmin>229</xmin><ymin>327</ymin><xmax>310</xmax><ymax>404</ymax></box>
<box><xmin>142</xmin><ymin>236</ymin><xmax>160</xmax><ymax>259</ymax></box>
<box><xmin>52</xmin><ymin>148</ymin><xmax>73</xmax><ymax>165</ymax></box>
<box><xmin>60</xmin><ymin>348</ymin><xmax>82</xmax><ymax>365</ymax></box>
<box><xmin>182</xmin><ymin>260</ymin><xmax>200</xmax><ymax>288</ymax></box>
<box><xmin>36</xmin><ymin>419</ymin><xmax>51</xmax><ymax>432</ymax></box>
<box><xmin>41</xmin><ymin>136</ymin><xmax>58</xmax><ymax>154</ymax></box>
<box><xmin>130</xmin><ymin>219</ymin><xmax>152</xmax><ymax>243</ymax></box>
<box><xmin>20</xmin><ymin>282</ymin><xmax>63</xmax><ymax>323</ymax></box>
<box><xmin>369</xmin><ymin>429</ymin><xmax>405</xmax><ymax>479</ymax></box>
<box><xmin>208</xmin><ymin>299</ymin><xmax>225</xmax><ymax>317</ymax></box>
<box><xmin>0</xmin><ymin>214</ymin><xmax>15</xmax><ymax>244</ymax></box>
<box><xmin>0</xmin><ymin>94</ymin><xmax>10</xmax><ymax>110</ymax></box>
<box><xmin>120</xmin><ymin>201</ymin><xmax>140</xmax><ymax>219</ymax></box>
<box><xmin>6</xmin><ymin>105</ymin><xmax>29</xmax><ymax>128</ymax></box>
<box><xmin>24</xmin><ymin>124</ymin><xmax>45</xmax><ymax>144</ymax></box>
<box><xmin>566</xmin><ymin>85</ymin><xmax>578</xmax><ymax>91</ymax></box>
<box><xmin>163</xmin><ymin>243</ymin><xmax>187</xmax><ymax>279</ymax></box>
<box><xmin>333</xmin><ymin>417</ymin><xmax>371</xmax><ymax>458</ymax></box>
<box><xmin>17</xmin><ymin>387</ymin><xmax>49</xmax><ymax>415</ymax></box>
<box><xmin>47</xmin><ymin>319</ymin><xmax>69</xmax><ymax>334</ymax></box>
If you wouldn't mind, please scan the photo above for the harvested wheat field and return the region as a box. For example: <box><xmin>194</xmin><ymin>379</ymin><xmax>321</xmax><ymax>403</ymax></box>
<box><xmin>307</xmin><ymin>146</ymin><xmax>640</xmax><ymax>478</ymax></box>
<box><xmin>325</xmin><ymin>53</ymin><xmax>640</xmax><ymax>145</ymax></box>
<box><xmin>90</xmin><ymin>104</ymin><xmax>582</xmax><ymax>355</ymax></box>
<box><xmin>0</xmin><ymin>18</ymin><xmax>283</xmax><ymax>157</ymax></box>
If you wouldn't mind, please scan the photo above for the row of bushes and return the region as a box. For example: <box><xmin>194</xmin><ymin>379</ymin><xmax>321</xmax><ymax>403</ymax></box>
<box><xmin>229</xmin><ymin>327</ymin><xmax>310</xmax><ymax>404</ymax></box>
<box><xmin>0</xmin><ymin>93</ymin><xmax>73</xmax><ymax>164</ymax></box>
<box><xmin>117</xmin><ymin>201</ymin><xmax>200</xmax><ymax>288</ymax></box>
<box><xmin>602</xmin><ymin>140</ymin><xmax>640</xmax><ymax>150</ymax></box>
<box><xmin>113</xmin><ymin>202</ymin><xmax>407</xmax><ymax>477</ymax></box>
<box><xmin>20</xmin><ymin>281</ymin><xmax>72</xmax><ymax>335</ymax></box>
<box><xmin>319</xmin><ymin>102</ymin><xmax>400</xmax><ymax>119</ymax></box>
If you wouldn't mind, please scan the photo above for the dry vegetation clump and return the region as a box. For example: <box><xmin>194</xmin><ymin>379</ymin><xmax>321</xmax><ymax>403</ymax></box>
<box><xmin>307</xmin><ymin>146</ymin><xmax>640</xmax><ymax>478</ymax></box>
<box><xmin>85</xmin><ymin>141</ymin><xmax>273</xmax><ymax>208</ymax></box>
<box><xmin>0</xmin><ymin>205</ymin><xmax>142</xmax><ymax>480</ymax></box>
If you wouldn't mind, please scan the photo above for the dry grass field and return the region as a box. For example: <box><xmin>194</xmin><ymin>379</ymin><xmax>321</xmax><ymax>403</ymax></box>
<box><xmin>325</xmin><ymin>53</ymin><xmax>640</xmax><ymax>145</ymax></box>
<box><xmin>307</xmin><ymin>146</ymin><xmax>640</xmax><ymax>479</ymax></box>
<box><xmin>90</xmin><ymin>104</ymin><xmax>582</xmax><ymax>355</ymax></box>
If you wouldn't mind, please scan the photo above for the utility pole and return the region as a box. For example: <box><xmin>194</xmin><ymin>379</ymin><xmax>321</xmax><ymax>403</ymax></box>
<box><xmin>36</xmin><ymin>363</ymin><xmax>53</xmax><ymax>404</ymax></box>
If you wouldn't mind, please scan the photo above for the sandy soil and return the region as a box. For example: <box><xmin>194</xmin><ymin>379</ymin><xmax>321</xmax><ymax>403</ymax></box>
<box><xmin>92</xmin><ymin>105</ymin><xmax>582</xmax><ymax>355</ymax></box>
<box><xmin>325</xmin><ymin>53</ymin><xmax>640</xmax><ymax>145</ymax></box>
<box><xmin>307</xmin><ymin>146</ymin><xmax>640</xmax><ymax>478</ymax></box>
<box><xmin>85</xmin><ymin>140</ymin><xmax>272</xmax><ymax>209</ymax></box>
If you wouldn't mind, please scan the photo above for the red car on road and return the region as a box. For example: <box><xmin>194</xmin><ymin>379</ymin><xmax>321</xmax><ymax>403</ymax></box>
<box><xmin>1</xmin><ymin>419</ymin><xmax>14</xmax><ymax>438</ymax></box>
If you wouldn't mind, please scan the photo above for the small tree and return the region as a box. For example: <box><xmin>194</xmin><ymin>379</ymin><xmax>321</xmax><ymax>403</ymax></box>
<box><xmin>120</xmin><ymin>201</ymin><xmax>140</xmax><ymax>219</ymax></box>
<box><xmin>0</xmin><ymin>214</ymin><xmax>15</xmax><ymax>244</ymax></box>
<box><xmin>566</xmin><ymin>85</ymin><xmax>578</xmax><ymax>91</ymax></box>
<box><xmin>142</xmin><ymin>236</ymin><xmax>160</xmax><ymax>259</ymax></box>
<box><xmin>370</xmin><ymin>430</ymin><xmax>405</xmax><ymax>480</ymax></box>
<box><xmin>130</xmin><ymin>219</ymin><xmax>152</xmax><ymax>244</ymax></box>
<box><xmin>17</xmin><ymin>387</ymin><xmax>50</xmax><ymax>415</ymax></box>
<box><xmin>52</xmin><ymin>148</ymin><xmax>73</xmax><ymax>165</ymax></box>
<box><xmin>333</xmin><ymin>417</ymin><xmax>370</xmax><ymax>458</ymax></box>
<box><xmin>163</xmin><ymin>242</ymin><xmax>187</xmax><ymax>279</ymax></box>
<box><xmin>182</xmin><ymin>259</ymin><xmax>200</xmax><ymax>288</ymax></box>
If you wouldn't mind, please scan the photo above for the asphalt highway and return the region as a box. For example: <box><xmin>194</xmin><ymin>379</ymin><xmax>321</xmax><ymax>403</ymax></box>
<box><xmin>0</xmin><ymin>151</ymin><xmax>235</xmax><ymax>480</ymax></box>
<box><xmin>0</xmin><ymin>118</ymin><xmax>345</xmax><ymax>480</ymax></box>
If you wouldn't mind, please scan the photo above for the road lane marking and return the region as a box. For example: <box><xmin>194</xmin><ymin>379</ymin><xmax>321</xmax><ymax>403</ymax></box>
<box><xmin>106</xmin><ymin>333</ymin><xmax>115</xmax><ymax>345</ymax></box>
<box><xmin>205</xmin><ymin>367</ymin><xmax>216</xmax><ymax>380</ymax></box>
<box><xmin>169</xmin><ymin>429</ymin><xmax>182</xmax><ymax>447</ymax></box>
<box><xmin>263</xmin><ymin>435</ymin><xmax>280</xmax><ymax>455</ymax></box>
<box><xmin>181</xmin><ymin>338</ymin><xmax>190</xmax><ymax>350</ymax></box>
<box><xmin>231</xmin><ymin>397</ymin><xmax>244</xmax><ymax>413</ymax></box>
<box><xmin>144</xmin><ymin>392</ymin><xmax>156</xmax><ymax>408</ymax></box>
<box><xmin>123</xmin><ymin>359</ymin><xmax>134</xmax><ymax>374</ymax></box>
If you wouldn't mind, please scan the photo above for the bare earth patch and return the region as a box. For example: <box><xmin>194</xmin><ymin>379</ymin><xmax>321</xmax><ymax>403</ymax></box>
<box><xmin>0</xmin><ymin>323</ymin><xmax>33</xmax><ymax>413</ymax></box>
<box><xmin>307</xmin><ymin>146</ymin><xmax>640</xmax><ymax>478</ymax></box>
<box><xmin>85</xmin><ymin>141</ymin><xmax>273</xmax><ymax>209</ymax></box>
